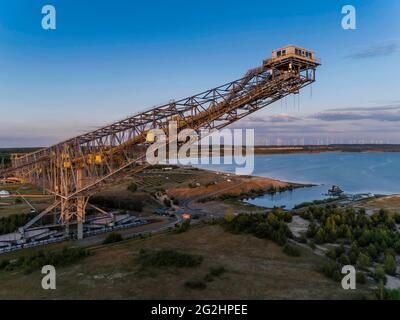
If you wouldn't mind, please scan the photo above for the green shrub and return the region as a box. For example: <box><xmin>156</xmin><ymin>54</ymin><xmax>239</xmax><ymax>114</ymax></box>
<box><xmin>373</xmin><ymin>265</ymin><xmax>387</xmax><ymax>284</ymax></box>
<box><xmin>185</xmin><ymin>279</ymin><xmax>207</xmax><ymax>290</ymax></box>
<box><xmin>209</xmin><ymin>266</ymin><xmax>226</xmax><ymax>277</ymax></box>
<box><xmin>297</xmin><ymin>235</ymin><xmax>307</xmax><ymax>244</ymax></box>
<box><xmin>384</xmin><ymin>288</ymin><xmax>400</xmax><ymax>300</ymax></box>
<box><xmin>0</xmin><ymin>259</ymin><xmax>10</xmax><ymax>270</ymax></box>
<box><xmin>90</xmin><ymin>196</ymin><xmax>143</xmax><ymax>212</ymax></box>
<box><xmin>103</xmin><ymin>232</ymin><xmax>123</xmax><ymax>244</ymax></box>
<box><xmin>367</xmin><ymin>244</ymin><xmax>378</xmax><ymax>259</ymax></box>
<box><xmin>0</xmin><ymin>212</ymin><xmax>37</xmax><ymax>235</ymax></box>
<box><xmin>283</xmin><ymin>244</ymin><xmax>301</xmax><ymax>257</ymax></box>
<box><xmin>204</xmin><ymin>273</ymin><xmax>214</xmax><ymax>282</ymax></box>
<box><xmin>203</xmin><ymin>266</ymin><xmax>227</xmax><ymax>282</ymax></box>
<box><xmin>174</xmin><ymin>220</ymin><xmax>190</xmax><ymax>234</ymax></box>
<box><xmin>356</xmin><ymin>272</ymin><xmax>367</xmax><ymax>284</ymax></box>
<box><xmin>135</xmin><ymin>249</ymin><xmax>203</xmax><ymax>269</ymax></box>
<box><xmin>326</xmin><ymin>248</ymin><xmax>338</xmax><ymax>259</ymax></box>
<box><xmin>357</xmin><ymin>252</ymin><xmax>372</xmax><ymax>269</ymax></box>
<box><xmin>223</xmin><ymin>213</ymin><xmax>292</xmax><ymax>247</ymax></box>
<box><xmin>338</xmin><ymin>254</ymin><xmax>351</xmax><ymax>266</ymax></box>
<box><xmin>314</xmin><ymin>228</ymin><xmax>327</xmax><ymax>244</ymax></box>
<box><xmin>375</xmin><ymin>281</ymin><xmax>386</xmax><ymax>300</ymax></box>
<box><xmin>384</xmin><ymin>254</ymin><xmax>397</xmax><ymax>276</ymax></box>
<box><xmin>5</xmin><ymin>247</ymin><xmax>91</xmax><ymax>274</ymax></box>
<box><xmin>301</xmin><ymin>205</ymin><xmax>400</xmax><ymax>270</ymax></box>
<box><xmin>127</xmin><ymin>183</ymin><xmax>138</xmax><ymax>193</ymax></box>
<box><xmin>321</xmin><ymin>261</ymin><xmax>342</xmax><ymax>281</ymax></box>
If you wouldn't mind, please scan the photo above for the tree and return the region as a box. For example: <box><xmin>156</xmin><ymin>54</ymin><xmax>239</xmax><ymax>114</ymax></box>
<box><xmin>357</xmin><ymin>252</ymin><xmax>371</xmax><ymax>269</ymax></box>
<box><xmin>283</xmin><ymin>244</ymin><xmax>301</xmax><ymax>257</ymax></box>
<box><xmin>384</xmin><ymin>254</ymin><xmax>397</xmax><ymax>276</ymax></box>
<box><xmin>394</xmin><ymin>240</ymin><xmax>400</xmax><ymax>254</ymax></box>
<box><xmin>267</xmin><ymin>212</ymin><xmax>277</xmax><ymax>224</ymax></box>
<box><xmin>103</xmin><ymin>232</ymin><xmax>123</xmax><ymax>244</ymax></box>
<box><xmin>338</xmin><ymin>254</ymin><xmax>351</xmax><ymax>266</ymax></box>
<box><xmin>367</xmin><ymin>243</ymin><xmax>378</xmax><ymax>259</ymax></box>
<box><xmin>314</xmin><ymin>228</ymin><xmax>326</xmax><ymax>244</ymax></box>
<box><xmin>385</xmin><ymin>215</ymin><xmax>396</xmax><ymax>230</ymax></box>
<box><xmin>374</xmin><ymin>265</ymin><xmax>387</xmax><ymax>284</ymax></box>
<box><xmin>348</xmin><ymin>242</ymin><xmax>360</xmax><ymax>265</ymax></box>
<box><xmin>356</xmin><ymin>272</ymin><xmax>366</xmax><ymax>285</ymax></box>
<box><xmin>224</xmin><ymin>208</ymin><xmax>235</xmax><ymax>223</ymax></box>
<box><xmin>375</xmin><ymin>281</ymin><xmax>386</xmax><ymax>300</ymax></box>
<box><xmin>254</xmin><ymin>222</ymin><xmax>271</xmax><ymax>239</ymax></box>
<box><xmin>127</xmin><ymin>182</ymin><xmax>138</xmax><ymax>193</ymax></box>
<box><xmin>306</xmin><ymin>221</ymin><xmax>318</xmax><ymax>238</ymax></box>
<box><xmin>325</xmin><ymin>216</ymin><xmax>337</xmax><ymax>238</ymax></box>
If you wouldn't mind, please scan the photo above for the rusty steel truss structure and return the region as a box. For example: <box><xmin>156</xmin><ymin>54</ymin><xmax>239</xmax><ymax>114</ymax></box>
<box><xmin>0</xmin><ymin>47</ymin><xmax>320</xmax><ymax>239</ymax></box>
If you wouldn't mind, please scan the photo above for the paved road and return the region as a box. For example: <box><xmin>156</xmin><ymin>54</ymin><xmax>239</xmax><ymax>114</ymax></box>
<box><xmin>75</xmin><ymin>216</ymin><xmax>181</xmax><ymax>248</ymax></box>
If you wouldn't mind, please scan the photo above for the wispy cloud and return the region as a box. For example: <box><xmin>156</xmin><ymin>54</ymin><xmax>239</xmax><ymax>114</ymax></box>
<box><xmin>311</xmin><ymin>111</ymin><xmax>400</xmax><ymax>122</ymax></box>
<box><xmin>346</xmin><ymin>43</ymin><xmax>398</xmax><ymax>59</ymax></box>
<box><xmin>311</xmin><ymin>104</ymin><xmax>400</xmax><ymax>122</ymax></box>
<box><xmin>234</xmin><ymin>114</ymin><xmax>301</xmax><ymax>126</ymax></box>
<box><xmin>326</xmin><ymin>104</ymin><xmax>400</xmax><ymax>112</ymax></box>
<box><xmin>229</xmin><ymin>105</ymin><xmax>400</xmax><ymax>145</ymax></box>
<box><xmin>268</xmin><ymin>114</ymin><xmax>301</xmax><ymax>123</ymax></box>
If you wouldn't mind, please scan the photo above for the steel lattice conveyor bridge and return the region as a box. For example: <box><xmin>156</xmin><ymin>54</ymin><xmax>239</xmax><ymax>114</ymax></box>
<box><xmin>0</xmin><ymin>45</ymin><xmax>320</xmax><ymax>243</ymax></box>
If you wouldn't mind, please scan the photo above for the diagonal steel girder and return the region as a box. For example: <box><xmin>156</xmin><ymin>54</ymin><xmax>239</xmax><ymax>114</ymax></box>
<box><xmin>1</xmin><ymin>56</ymin><xmax>319</xmax><ymax>212</ymax></box>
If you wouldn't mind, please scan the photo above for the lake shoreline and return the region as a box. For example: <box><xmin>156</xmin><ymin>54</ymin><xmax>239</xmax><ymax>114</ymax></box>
<box><xmin>196</xmin><ymin>151</ymin><xmax>400</xmax><ymax>210</ymax></box>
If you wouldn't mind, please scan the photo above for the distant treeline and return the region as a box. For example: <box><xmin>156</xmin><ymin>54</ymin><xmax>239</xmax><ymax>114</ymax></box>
<box><xmin>90</xmin><ymin>195</ymin><xmax>144</xmax><ymax>212</ymax></box>
<box><xmin>253</xmin><ymin>145</ymin><xmax>400</xmax><ymax>155</ymax></box>
<box><xmin>0</xmin><ymin>148</ymin><xmax>41</xmax><ymax>167</ymax></box>
<box><xmin>0</xmin><ymin>211</ymin><xmax>55</xmax><ymax>235</ymax></box>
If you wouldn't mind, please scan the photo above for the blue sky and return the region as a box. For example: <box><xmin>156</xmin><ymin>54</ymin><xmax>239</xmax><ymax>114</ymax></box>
<box><xmin>0</xmin><ymin>0</ymin><xmax>399</xmax><ymax>147</ymax></box>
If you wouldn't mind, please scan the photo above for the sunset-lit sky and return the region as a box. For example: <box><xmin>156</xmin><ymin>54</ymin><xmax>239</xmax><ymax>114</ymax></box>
<box><xmin>0</xmin><ymin>0</ymin><xmax>399</xmax><ymax>147</ymax></box>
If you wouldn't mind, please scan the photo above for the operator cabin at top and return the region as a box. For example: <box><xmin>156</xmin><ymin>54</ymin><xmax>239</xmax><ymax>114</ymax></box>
<box><xmin>272</xmin><ymin>45</ymin><xmax>316</xmax><ymax>62</ymax></box>
<box><xmin>262</xmin><ymin>45</ymin><xmax>319</xmax><ymax>94</ymax></box>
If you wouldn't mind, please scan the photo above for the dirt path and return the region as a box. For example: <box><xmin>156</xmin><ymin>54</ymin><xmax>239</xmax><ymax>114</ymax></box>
<box><xmin>180</xmin><ymin>181</ymin><xmax>247</xmax><ymax>214</ymax></box>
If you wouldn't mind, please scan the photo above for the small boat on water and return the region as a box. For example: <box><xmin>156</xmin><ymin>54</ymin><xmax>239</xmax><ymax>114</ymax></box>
<box><xmin>328</xmin><ymin>185</ymin><xmax>344</xmax><ymax>196</ymax></box>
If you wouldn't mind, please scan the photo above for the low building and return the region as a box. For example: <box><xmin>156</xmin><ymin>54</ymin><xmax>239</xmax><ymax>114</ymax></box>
<box><xmin>0</xmin><ymin>190</ymin><xmax>11</xmax><ymax>198</ymax></box>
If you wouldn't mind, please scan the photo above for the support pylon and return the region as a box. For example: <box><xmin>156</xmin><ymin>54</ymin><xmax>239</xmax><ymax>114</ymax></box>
<box><xmin>76</xmin><ymin>168</ymin><xmax>85</xmax><ymax>240</ymax></box>
<box><xmin>59</xmin><ymin>168</ymin><xmax>88</xmax><ymax>239</ymax></box>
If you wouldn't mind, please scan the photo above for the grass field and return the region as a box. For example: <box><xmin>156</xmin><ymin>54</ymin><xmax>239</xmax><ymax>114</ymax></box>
<box><xmin>0</xmin><ymin>224</ymin><xmax>369</xmax><ymax>299</ymax></box>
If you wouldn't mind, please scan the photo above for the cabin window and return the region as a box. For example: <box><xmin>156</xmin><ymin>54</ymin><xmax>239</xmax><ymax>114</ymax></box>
<box><xmin>277</xmin><ymin>51</ymin><xmax>281</xmax><ymax>57</ymax></box>
<box><xmin>282</xmin><ymin>50</ymin><xmax>286</xmax><ymax>55</ymax></box>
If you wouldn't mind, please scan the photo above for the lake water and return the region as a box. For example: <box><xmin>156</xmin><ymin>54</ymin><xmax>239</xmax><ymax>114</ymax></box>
<box><xmin>196</xmin><ymin>152</ymin><xmax>400</xmax><ymax>209</ymax></box>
